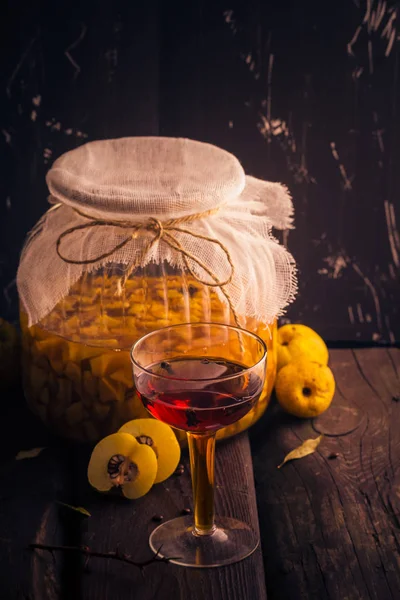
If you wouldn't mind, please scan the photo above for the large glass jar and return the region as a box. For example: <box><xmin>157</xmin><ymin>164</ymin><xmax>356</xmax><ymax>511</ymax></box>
<box><xmin>20</xmin><ymin>265</ymin><xmax>277</xmax><ymax>444</ymax></box>
<box><xmin>18</xmin><ymin>137</ymin><xmax>296</xmax><ymax>445</ymax></box>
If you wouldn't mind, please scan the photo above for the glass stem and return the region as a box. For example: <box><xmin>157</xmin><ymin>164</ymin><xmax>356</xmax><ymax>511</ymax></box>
<box><xmin>187</xmin><ymin>431</ymin><xmax>216</xmax><ymax>536</ymax></box>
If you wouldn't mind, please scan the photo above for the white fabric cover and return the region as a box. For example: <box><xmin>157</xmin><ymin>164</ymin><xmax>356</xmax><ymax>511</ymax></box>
<box><xmin>17</xmin><ymin>137</ymin><xmax>297</xmax><ymax>326</ymax></box>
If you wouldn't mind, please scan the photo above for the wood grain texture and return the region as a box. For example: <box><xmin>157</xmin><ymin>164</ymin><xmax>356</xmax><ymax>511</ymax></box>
<box><xmin>251</xmin><ymin>348</ymin><xmax>400</xmax><ymax>600</ymax></box>
<box><xmin>2</xmin><ymin>348</ymin><xmax>400</xmax><ymax>598</ymax></box>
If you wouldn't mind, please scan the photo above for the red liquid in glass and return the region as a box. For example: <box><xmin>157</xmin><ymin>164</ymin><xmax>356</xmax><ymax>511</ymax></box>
<box><xmin>136</xmin><ymin>357</ymin><xmax>263</xmax><ymax>432</ymax></box>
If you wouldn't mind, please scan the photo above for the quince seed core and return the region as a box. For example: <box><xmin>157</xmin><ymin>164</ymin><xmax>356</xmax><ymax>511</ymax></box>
<box><xmin>107</xmin><ymin>453</ymin><xmax>138</xmax><ymax>486</ymax></box>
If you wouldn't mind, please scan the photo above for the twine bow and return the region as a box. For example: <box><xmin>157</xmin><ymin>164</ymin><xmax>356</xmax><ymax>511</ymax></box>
<box><xmin>55</xmin><ymin>206</ymin><xmax>242</xmax><ymax>329</ymax></box>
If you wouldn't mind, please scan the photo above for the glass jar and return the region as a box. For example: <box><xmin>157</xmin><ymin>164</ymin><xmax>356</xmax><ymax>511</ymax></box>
<box><xmin>20</xmin><ymin>264</ymin><xmax>277</xmax><ymax>444</ymax></box>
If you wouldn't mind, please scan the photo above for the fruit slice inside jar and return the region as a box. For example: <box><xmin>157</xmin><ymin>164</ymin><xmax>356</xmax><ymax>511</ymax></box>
<box><xmin>20</xmin><ymin>274</ymin><xmax>277</xmax><ymax>443</ymax></box>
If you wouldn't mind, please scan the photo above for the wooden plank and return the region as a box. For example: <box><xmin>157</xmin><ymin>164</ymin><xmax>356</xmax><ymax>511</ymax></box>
<box><xmin>68</xmin><ymin>433</ymin><xmax>267</xmax><ymax>600</ymax></box>
<box><xmin>251</xmin><ymin>348</ymin><xmax>400</xmax><ymax>600</ymax></box>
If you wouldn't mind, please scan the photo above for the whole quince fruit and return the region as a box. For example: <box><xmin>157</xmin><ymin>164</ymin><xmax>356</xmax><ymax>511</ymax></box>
<box><xmin>275</xmin><ymin>359</ymin><xmax>335</xmax><ymax>418</ymax></box>
<box><xmin>277</xmin><ymin>324</ymin><xmax>328</xmax><ymax>371</ymax></box>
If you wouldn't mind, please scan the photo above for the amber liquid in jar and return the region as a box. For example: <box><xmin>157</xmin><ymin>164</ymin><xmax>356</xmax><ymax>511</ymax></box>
<box><xmin>21</xmin><ymin>273</ymin><xmax>277</xmax><ymax>443</ymax></box>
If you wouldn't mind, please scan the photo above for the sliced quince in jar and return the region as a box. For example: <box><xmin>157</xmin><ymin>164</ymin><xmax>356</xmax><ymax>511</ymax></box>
<box><xmin>83</xmin><ymin>371</ymin><xmax>97</xmax><ymax>400</ymax></box>
<box><xmin>108</xmin><ymin>327</ymin><xmax>134</xmax><ymax>339</ymax></box>
<box><xmin>29</xmin><ymin>365</ymin><xmax>48</xmax><ymax>396</ymax></box>
<box><xmin>116</xmin><ymin>392</ymin><xmax>150</xmax><ymax>425</ymax></box>
<box><xmin>98</xmin><ymin>315</ymin><xmax>122</xmax><ymax>331</ymax></box>
<box><xmin>30</xmin><ymin>324</ymin><xmax>49</xmax><ymax>342</ymax></box>
<box><xmin>65</xmin><ymin>314</ymin><xmax>81</xmax><ymax>332</ymax></box>
<box><xmin>98</xmin><ymin>377</ymin><xmax>125</xmax><ymax>404</ymax></box>
<box><xmin>64</xmin><ymin>361</ymin><xmax>82</xmax><ymax>387</ymax></box>
<box><xmin>35</xmin><ymin>336</ymin><xmax>63</xmax><ymax>355</ymax></box>
<box><xmin>117</xmin><ymin>395</ymin><xmax>149</xmax><ymax>422</ymax></box>
<box><xmin>126</xmin><ymin>305</ymin><xmax>145</xmax><ymax>318</ymax></box>
<box><xmin>109</xmin><ymin>368</ymin><xmax>133</xmax><ymax>389</ymax></box>
<box><xmin>87</xmin><ymin>432</ymin><xmax>157</xmax><ymax>499</ymax></box>
<box><xmin>65</xmin><ymin>402</ymin><xmax>86</xmax><ymax>426</ymax></box>
<box><xmin>92</xmin><ymin>402</ymin><xmax>111</xmax><ymax>421</ymax></box>
<box><xmin>90</xmin><ymin>351</ymin><xmax>127</xmax><ymax>378</ymax></box>
<box><xmin>119</xmin><ymin>419</ymin><xmax>181</xmax><ymax>484</ymax></box>
<box><xmin>49</xmin><ymin>378</ymin><xmax>73</xmax><ymax>420</ymax></box>
<box><xmin>48</xmin><ymin>357</ymin><xmax>65</xmax><ymax>376</ymax></box>
<box><xmin>88</xmin><ymin>338</ymin><xmax>120</xmax><ymax>349</ymax></box>
<box><xmin>34</xmin><ymin>338</ymin><xmax>65</xmax><ymax>374</ymax></box>
<box><xmin>65</xmin><ymin>341</ymin><xmax>103</xmax><ymax>363</ymax></box>
<box><xmin>30</xmin><ymin>343</ymin><xmax>50</xmax><ymax>369</ymax></box>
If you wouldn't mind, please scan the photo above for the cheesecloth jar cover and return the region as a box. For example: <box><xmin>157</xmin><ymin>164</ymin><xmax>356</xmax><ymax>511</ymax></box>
<box><xmin>18</xmin><ymin>136</ymin><xmax>296</xmax><ymax>327</ymax></box>
<box><xmin>17</xmin><ymin>137</ymin><xmax>297</xmax><ymax>443</ymax></box>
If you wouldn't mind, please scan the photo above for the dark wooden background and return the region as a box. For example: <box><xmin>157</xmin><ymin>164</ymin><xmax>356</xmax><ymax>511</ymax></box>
<box><xmin>1</xmin><ymin>0</ymin><xmax>399</xmax><ymax>343</ymax></box>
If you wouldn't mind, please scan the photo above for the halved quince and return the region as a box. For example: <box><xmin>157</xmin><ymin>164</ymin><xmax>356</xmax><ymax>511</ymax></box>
<box><xmin>87</xmin><ymin>432</ymin><xmax>157</xmax><ymax>499</ymax></box>
<box><xmin>119</xmin><ymin>419</ymin><xmax>180</xmax><ymax>484</ymax></box>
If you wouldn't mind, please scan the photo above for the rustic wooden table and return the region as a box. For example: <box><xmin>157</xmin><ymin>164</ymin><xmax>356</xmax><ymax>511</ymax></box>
<box><xmin>0</xmin><ymin>348</ymin><xmax>399</xmax><ymax>600</ymax></box>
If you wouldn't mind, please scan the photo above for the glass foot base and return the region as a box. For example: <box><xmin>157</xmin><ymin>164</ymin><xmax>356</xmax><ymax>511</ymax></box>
<box><xmin>149</xmin><ymin>515</ymin><xmax>259</xmax><ymax>568</ymax></box>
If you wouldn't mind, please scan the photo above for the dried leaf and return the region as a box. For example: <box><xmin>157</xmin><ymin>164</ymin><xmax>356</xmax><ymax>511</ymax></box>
<box><xmin>277</xmin><ymin>435</ymin><xmax>323</xmax><ymax>469</ymax></box>
<box><xmin>15</xmin><ymin>447</ymin><xmax>45</xmax><ymax>460</ymax></box>
<box><xmin>56</xmin><ymin>501</ymin><xmax>91</xmax><ymax>517</ymax></box>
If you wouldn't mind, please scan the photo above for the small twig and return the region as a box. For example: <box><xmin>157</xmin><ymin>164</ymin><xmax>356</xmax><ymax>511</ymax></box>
<box><xmin>29</xmin><ymin>543</ymin><xmax>177</xmax><ymax>571</ymax></box>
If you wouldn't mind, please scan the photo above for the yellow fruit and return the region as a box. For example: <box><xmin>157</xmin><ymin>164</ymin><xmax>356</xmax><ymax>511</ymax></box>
<box><xmin>119</xmin><ymin>418</ymin><xmax>181</xmax><ymax>483</ymax></box>
<box><xmin>277</xmin><ymin>324</ymin><xmax>328</xmax><ymax>370</ymax></box>
<box><xmin>275</xmin><ymin>359</ymin><xmax>335</xmax><ymax>418</ymax></box>
<box><xmin>87</xmin><ymin>432</ymin><xmax>157</xmax><ymax>499</ymax></box>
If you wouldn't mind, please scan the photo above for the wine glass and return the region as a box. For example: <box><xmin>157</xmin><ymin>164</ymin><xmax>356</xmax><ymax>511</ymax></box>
<box><xmin>130</xmin><ymin>322</ymin><xmax>267</xmax><ymax>568</ymax></box>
